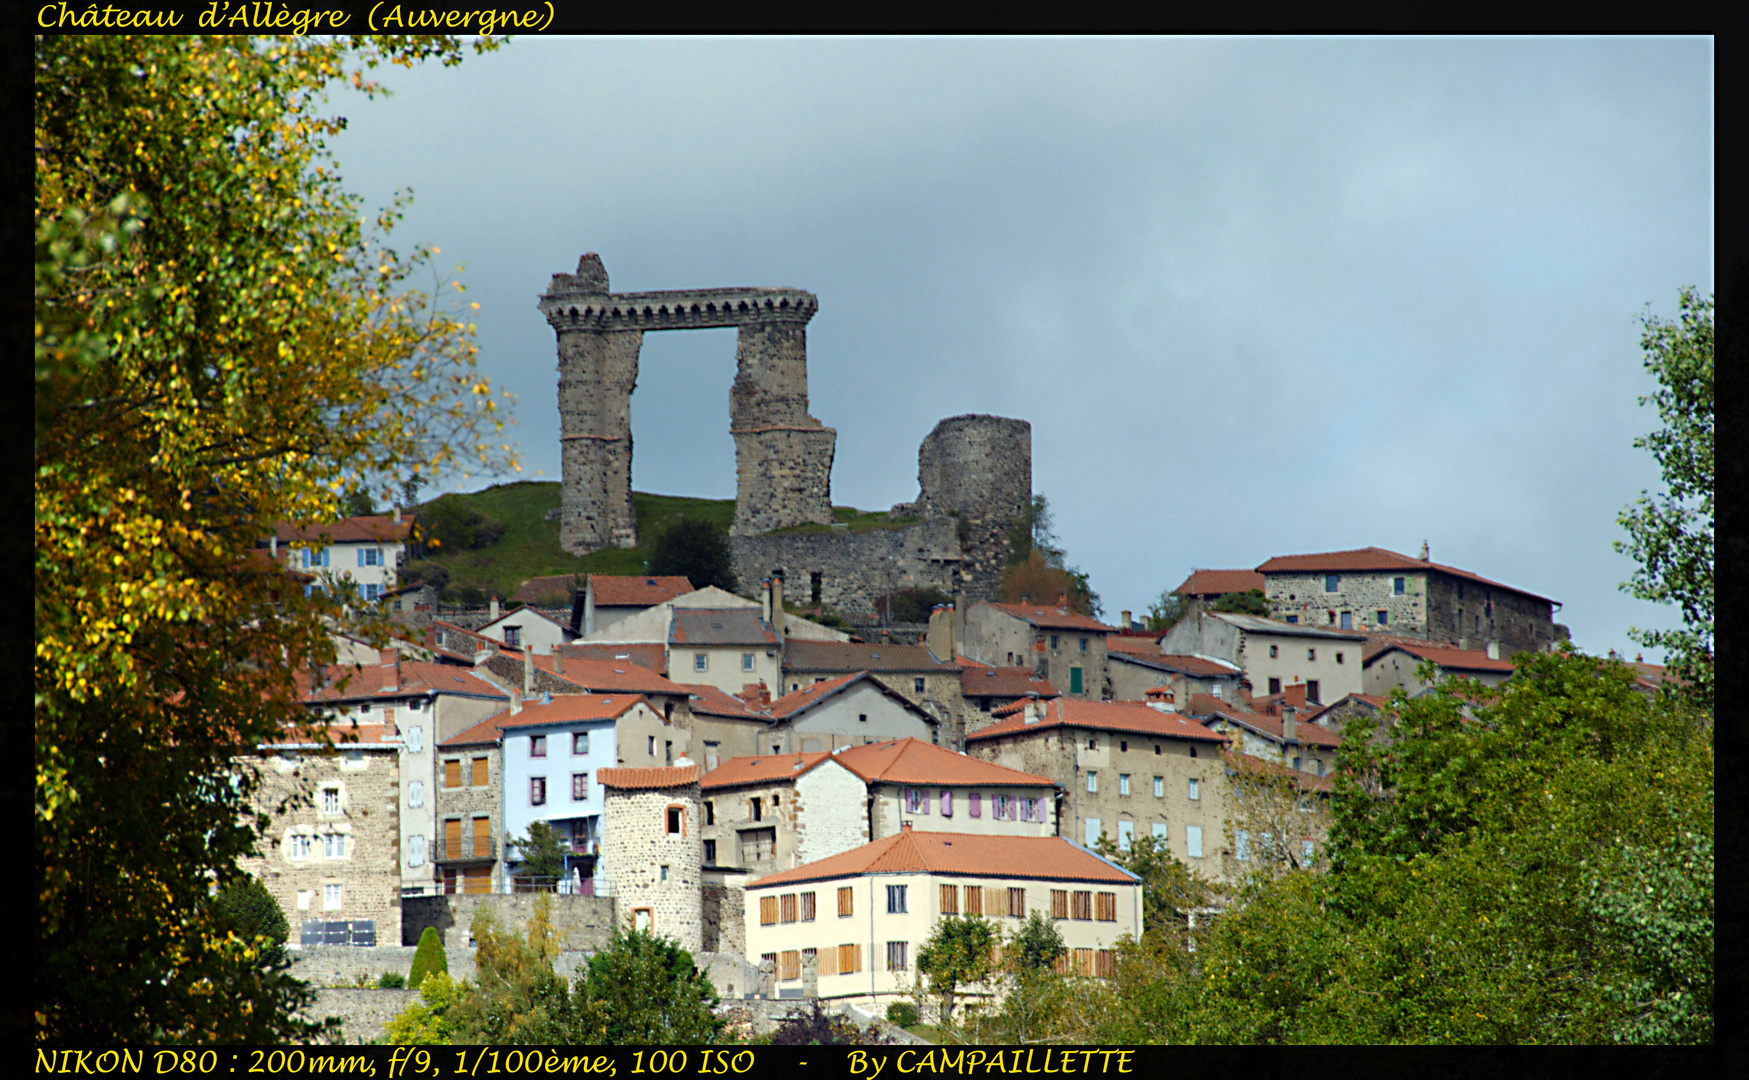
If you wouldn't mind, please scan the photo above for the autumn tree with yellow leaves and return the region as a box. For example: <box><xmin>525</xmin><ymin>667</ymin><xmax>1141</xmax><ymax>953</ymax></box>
<box><xmin>35</xmin><ymin>35</ymin><xmax>510</xmax><ymax>1042</ymax></box>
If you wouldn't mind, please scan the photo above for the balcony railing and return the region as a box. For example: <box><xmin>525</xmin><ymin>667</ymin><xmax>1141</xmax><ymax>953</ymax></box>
<box><xmin>434</xmin><ymin>836</ymin><xmax>497</xmax><ymax>862</ymax></box>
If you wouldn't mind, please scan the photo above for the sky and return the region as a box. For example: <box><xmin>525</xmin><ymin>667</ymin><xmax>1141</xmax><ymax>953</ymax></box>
<box><xmin>329</xmin><ymin>36</ymin><xmax>1713</xmax><ymax>661</ymax></box>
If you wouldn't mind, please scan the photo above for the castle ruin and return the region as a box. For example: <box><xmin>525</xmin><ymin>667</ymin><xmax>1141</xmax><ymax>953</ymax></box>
<box><xmin>541</xmin><ymin>254</ymin><xmax>1030</xmax><ymax>619</ymax></box>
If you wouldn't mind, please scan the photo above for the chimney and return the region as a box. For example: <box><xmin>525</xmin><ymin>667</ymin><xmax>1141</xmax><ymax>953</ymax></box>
<box><xmin>1282</xmin><ymin>706</ymin><xmax>1298</xmax><ymax>743</ymax></box>
<box><xmin>1057</xmin><ymin>592</ymin><xmax>1069</xmax><ymax>613</ymax></box>
<box><xmin>1486</xmin><ymin>641</ymin><xmax>1500</xmax><ymax>661</ymax></box>
<box><xmin>760</xmin><ymin>578</ymin><xmax>772</xmax><ymax>622</ymax></box>
<box><xmin>510</xmin><ymin>689</ymin><xmax>522</xmax><ymax>715</ymax></box>
<box><xmin>1285</xmin><ymin>682</ymin><xmax>1307</xmax><ymax>710</ymax></box>
<box><xmin>270</xmin><ymin>535</ymin><xmax>278</xmax><ymax>557</ymax></box>
<box><xmin>927</xmin><ymin>603</ymin><xmax>957</xmax><ymax>661</ymax></box>
<box><xmin>1121</xmin><ymin>610</ymin><xmax>1132</xmax><ymax>631</ymax></box>
<box><xmin>552</xmin><ymin>642</ymin><xmax>564</xmax><ymax>675</ymax></box>
<box><xmin>770</xmin><ymin>570</ymin><xmax>786</xmax><ymax>640</ymax></box>
<box><xmin>1145</xmin><ymin>686</ymin><xmax>1176</xmax><ymax>713</ymax></box>
<box><xmin>901</xmin><ymin>820</ymin><xmax>914</xmax><ymax>831</ymax></box>
<box><xmin>393</xmin><ymin>504</ymin><xmax>402</xmax><ymax>524</ymax></box>
<box><xmin>490</xmin><ymin>595</ymin><xmax>501</xmax><ymax>621</ymax></box>
<box><xmin>1419</xmin><ymin>541</ymin><xmax>1430</xmax><ymax>562</ymax></box>
<box><xmin>739</xmin><ymin>684</ymin><xmax>771</xmax><ymax>710</ymax></box>
<box><xmin>523</xmin><ymin>651</ymin><xmax>534</xmax><ymax>697</ymax></box>
<box><xmin>380</xmin><ymin>648</ymin><xmax>399</xmax><ymax>693</ymax></box>
<box><xmin>1024</xmin><ymin>696</ymin><xmax>1045</xmax><ymax>725</ymax></box>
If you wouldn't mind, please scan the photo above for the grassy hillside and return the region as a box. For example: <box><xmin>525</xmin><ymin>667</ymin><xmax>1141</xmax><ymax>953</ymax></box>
<box><xmin>410</xmin><ymin>482</ymin><xmax>882</xmax><ymax>603</ymax></box>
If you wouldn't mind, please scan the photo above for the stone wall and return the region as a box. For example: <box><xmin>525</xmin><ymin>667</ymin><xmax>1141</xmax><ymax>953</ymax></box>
<box><xmin>913</xmin><ymin>415</ymin><xmax>1031</xmax><ymax>599</ymax></box>
<box><xmin>732</xmin><ymin>519</ymin><xmax>964</xmax><ymax>623</ymax></box>
<box><xmin>1265</xmin><ymin>566</ymin><xmax>1555</xmax><ymax>657</ymax></box>
<box><xmin>401</xmin><ymin>893</ymin><xmax>619</xmax><ymax>953</ymax></box>
<box><xmin>601</xmin><ymin>783</ymin><xmax>705</xmax><ymax>954</ymax></box>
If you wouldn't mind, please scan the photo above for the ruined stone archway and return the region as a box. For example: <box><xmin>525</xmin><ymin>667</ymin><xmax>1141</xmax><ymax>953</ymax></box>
<box><xmin>538</xmin><ymin>254</ymin><xmax>836</xmax><ymax>554</ymax></box>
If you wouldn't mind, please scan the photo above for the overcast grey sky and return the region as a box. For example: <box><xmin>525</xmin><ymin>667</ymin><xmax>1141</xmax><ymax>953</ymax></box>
<box><xmin>331</xmin><ymin>36</ymin><xmax>1713</xmax><ymax>661</ymax></box>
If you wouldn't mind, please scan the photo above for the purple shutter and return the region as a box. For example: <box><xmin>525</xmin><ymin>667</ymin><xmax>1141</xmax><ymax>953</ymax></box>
<box><xmin>940</xmin><ymin>790</ymin><xmax>952</xmax><ymax>816</ymax></box>
<box><xmin>969</xmin><ymin>792</ymin><xmax>981</xmax><ymax>817</ymax></box>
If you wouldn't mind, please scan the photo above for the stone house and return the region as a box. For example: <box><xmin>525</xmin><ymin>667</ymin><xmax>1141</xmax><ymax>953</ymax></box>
<box><xmin>1310</xmin><ymin>692</ymin><xmax>1395</xmax><ymax>737</ymax></box>
<box><xmin>1363</xmin><ymin>640</ymin><xmax>1516</xmax><ymax>697</ymax></box>
<box><xmin>1105</xmin><ymin>644</ymin><xmax>1244</xmax><ymax>705</ymax></box>
<box><xmin>956</xmin><ymin>660</ymin><xmax>1058</xmax><ymax>736</ymax></box>
<box><xmin>758</xmin><ymin>671</ymin><xmax>940</xmax><ymax>755</ymax></box>
<box><xmin>1183</xmin><ymin>692</ymin><xmax>1342</xmax><ymax>780</ymax></box>
<box><xmin>966</xmin><ymin>698</ymin><xmax>1232</xmax><ymax>873</ymax></box>
<box><xmin>781</xmin><ymin>639</ymin><xmax>968</xmax><ymax>747</ymax></box>
<box><xmin>1158</xmin><ymin>610</ymin><xmax>1365</xmax><ymax>706</ymax></box>
<box><xmin>599</xmin><ymin>764</ymin><xmax>705</xmax><ymax>953</ymax></box>
<box><xmin>268</xmin><ymin>511</ymin><xmax>417</xmax><ymax>603</ymax></box>
<box><xmin>958</xmin><ymin>600</ymin><xmax>1117</xmax><ymax>699</ymax></box>
<box><xmin>578</xmin><ymin>574</ymin><xmax>694</xmax><ymax>635</ymax></box>
<box><xmin>668</xmin><ymin>608</ymin><xmax>784</xmax><ymax>696</ymax></box>
<box><xmin>699</xmin><ymin>751</ymin><xmax>863</xmax><ymax>876</ymax></box>
<box><xmin>240</xmin><ymin>720</ymin><xmax>402</xmax><ymax>948</ymax></box>
<box><xmin>302</xmin><ymin>652</ymin><xmax>509</xmax><ymax>897</ymax></box>
<box><xmin>1256</xmin><ymin>546</ymin><xmax>1560</xmax><ymax>657</ymax></box>
<box><xmin>679</xmin><ymin>683</ymin><xmax>776</xmax><ymax>771</ymax></box>
<box><xmin>743</xmin><ymin>832</ymin><xmax>1142</xmax><ymax>1012</ymax></box>
<box><xmin>431</xmin><ymin>718</ymin><xmax>505</xmax><ymax>897</ymax></box>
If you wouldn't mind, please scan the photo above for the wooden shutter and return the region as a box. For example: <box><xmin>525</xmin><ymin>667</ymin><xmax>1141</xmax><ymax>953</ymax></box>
<box><xmin>444</xmin><ymin>759</ymin><xmax>461</xmax><ymax>788</ymax></box>
<box><xmin>1072</xmin><ymin>891</ymin><xmax>1092</xmax><ymax>920</ymax></box>
<box><xmin>759</xmin><ymin>896</ymin><xmax>778</xmax><ymax>925</ymax></box>
<box><xmin>964</xmin><ymin>885</ymin><xmax>982</xmax><ymax>915</ymax></box>
<box><xmin>818</xmin><ymin>946</ymin><xmax>837</xmax><ymax>976</ymax></box>
<box><xmin>1051</xmin><ymin>889</ymin><xmax>1068</xmax><ymax>919</ymax></box>
<box><xmin>471</xmin><ymin>757</ymin><xmax>488</xmax><ymax>786</ymax></box>
<box><xmin>837</xmin><ymin>886</ymin><xmax>853</xmax><ymax>917</ymax></box>
<box><xmin>939</xmin><ymin>883</ymin><xmax>958</xmax><ymax>914</ymax></box>
<box><xmin>779</xmin><ymin>951</ymin><xmax>800</xmax><ymax>981</ymax></box>
<box><xmin>1008</xmin><ymin>887</ymin><xmax>1026</xmax><ymax>918</ymax></box>
<box><xmin>472</xmin><ymin>817</ymin><xmax>491</xmax><ymax>857</ymax></box>
<box><xmin>780</xmin><ymin>894</ymin><xmax>798</xmax><ymax>923</ymax></box>
<box><xmin>443</xmin><ymin>818</ymin><xmax>461</xmax><ymax>857</ymax></box>
<box><xmin>801</xmin><ymin>892</ymin><xmax>817</xmax><ymax>921</ymax></box>
<box><xmin>1096</xmin><ymin>892</ymin><xmax>1117</xmax><ymax>922</ymax></box>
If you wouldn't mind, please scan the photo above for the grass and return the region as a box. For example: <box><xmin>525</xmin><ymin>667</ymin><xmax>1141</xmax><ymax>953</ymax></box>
<box><xmin>766</xmin><ymin>506</ymin><xmax>918</xmax><ymax>537</ymax></box>
<box><xmin>413</xmin><ymin>482</ymin><xmax>884</xmax><ymax>602</ymax></box>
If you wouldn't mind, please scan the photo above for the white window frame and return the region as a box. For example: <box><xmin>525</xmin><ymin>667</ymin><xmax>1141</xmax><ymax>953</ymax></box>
<box><xmin>1186</xmin><ymin>825</ymin><xmax>1203</xmax><ymax>859</ymax></box>
<box><xmin>694</xmin><ymin>653</ymin><xmax>709</xmax><ymax>672</ymax></box>
<box><xmin>1153</xmin><ymin>776</ymin><xmax>1164</xmax><ymax>798</ymax></box>
<box><xmin>323</xmin><ymin>883</ymin><xmax>342</xmax><ymax>910</ymax></box>
<box><xmin>1086</xmin><ymin>771</ymin><xmax>1097</xmax><ymax>794</ymax></box>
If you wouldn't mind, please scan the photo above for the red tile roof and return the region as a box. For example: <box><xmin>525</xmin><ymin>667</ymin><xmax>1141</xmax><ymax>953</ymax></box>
<box><xmin>983</xmin><ymin>602</ymin><xmax>1117</xmax><ymax>633</ymax></box>
<box><xmin>748</xmin><ymin>832</ymin><xmax>1139</xmax><ymax>890</ymax></box>
<box><xmin>1228</xmin><ymin>751</ymin><xmax>1336</xmax><ymax>793</ymax></box>
<box><xmin>957</xmin><ymin>660</ymin><xmax>1059</xmax><ymax>700</ymax></box>
<box><xmin>679</xmin><ymin>683</ymin><xmax>773</xmax><ymax>721</ymax></box>
<box><xmin>556</xmin><ymin>642</ymin><xmax>668</xmax><ymax>673</ymax></box>
<box><xmin>528</xmin><ymin>654</ymin><xmax>691</xmax><ymax>696</ymax></box>
<box><xmin>763</xmin><ymin>671</ymin><xmax>931</xmax><ymax>723</ymax></box>
<box><xmin>589</xmin><ymin>574</ymin><xmax>695</xmax><ymax>607</ymax></box>
<box><xmin>784</xmin><ymin>641</ymin><xmax>955</xmax><ymax>673</ymax></box>
<box><xmin>598</xmin><ymin>764</ymin><xmax>701</xmax><ymax>790</ymax></box>
<box><xmin>1367</xmin><ymin>641</ymin><xmax>1516</xmax><ymax>673</ymax></box>
<box><xmin>438</xmin><ymin>694</ymin><xmax>648</xmax><ymax>748</ymax></box>
<box><xmin>700</xmin><ymin>752</ymin><xmax>836</xmax><ymax>790</ymax></box>
<box><xmin>260</xmin><ymin>720</ymin><xmax>400</xmax><ymax>748</ymax></box>
<box><xmin>1109</xmin><ymin>651</ymin><xmax>1241</xmax><ymax>678</ymax></box>
<box><xmin>1361</xmin><ymin>632</ymin><xmax>1458</xmax><ymax>664</ymax></box>
<box><xmin>831</xmin><ymin>738</ymin><xmax>1057</xmax><ymax>788</ymax></box>
<box><xmin>973</xmin><ymin>699</ymin><xmax>1228</xmax><ymax>745</ymax></box>
<box><xmin>1105</xmin><ymin>635</ymin><xmax>1165</xmax><ymax>657</ymax></box>
<box><xmin>272</xmin><ymin>514</ymin><xmax>417</xmax><ymax>544</ymax></box>
<box><xmin>1175</xmin><ymin>569</ymin><xmax>1266</xmax><ymax>598</ymax></box>
<box><xmin>1255</xmin><ymin>547</ymin><xmax>1556</xmax><ymax>604</ymax></box>
<box><xmin>304</xmin><ymin>660</ymin><xmax>508</xmax><ymax>703</ymax></box>
<box><xmin>1187</xmin><ymin>696</ymin><xmax>1343</xmax><ymax>748</ymax></box>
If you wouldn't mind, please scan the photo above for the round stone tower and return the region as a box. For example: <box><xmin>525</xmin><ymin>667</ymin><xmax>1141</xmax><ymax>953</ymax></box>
<box><xmin>915</xmin><ymin>414</ymin><xmax>1032</xmax><ymax>601</ymax></box>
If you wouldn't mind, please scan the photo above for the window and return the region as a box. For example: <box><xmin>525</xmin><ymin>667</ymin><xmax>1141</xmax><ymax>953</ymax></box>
<box><xmin>1095</xmin><ymin>892</ymin><xmax>1118</xmax><ymax>922</ymax></box>
<box><xmin>964</xmin><ymin>885</ymin><xmax>983</xmax><ymax>915</ymax></box>
<box><xmin>1316</xmin><ymin>759</ymin><xmax>1325</xmax><ymax>777</ymax></box>
<box><xmin>1071</xmin><ymin>891</ymin><xmax>1093</xmax><ymax>920</ymax></box>
<box><xmin>571</xmin><ymin>773</ymin><xmax>589</xmax><ymax>800</ymax></box>
<box><xmin>660</xmin><ymin>865</ymin><xmax>670</xmax><ymax>883</ymax></box>
<box><xmin>1050</xmin><ymin>890</ymin><xmax>1069</xmax><ymax>919</ymax></box>
<box><xmin>887</xmin><ymin>884</ymin><xmax>907</xmax><ymax>913</ymax></box>
<box><xmin>323</xmin><ymin>883</ymin><xmax>342</xmax><ymax>910</ymax></box>
<box><xmin>472</xmin><ymin>757</ymin><xmax>489</xmax><ymax>786</ymax></box>
<box><xmin>1088</xmin><ymin>737</ymin><xmax>1098</xmax><ymax>750</ymax></box>
<box><xmin>1339</xmin><ymin>611</ymin><xmax>1352</xmax><ymax>630</ymax></box>
<box><xmin>704</xmin><ymin>840</ymin><xmax>716</xmax><ymax>863</ymax></box>
<box><xmin>1152</xmin><ymin>822</ymin><xmax>1169</xmax><ymax>840</ymax></box>
<box><xmin>1269</xmin><ymin>644</ymin><xmax>1279</xmax><ymax>658</ymax></box>
<box><xmin>969</xmin><ymin>792</ymin><xmax>982</xmax><ymax>817</ymax></box>
<box><xmin>363</xmin><ymin>583</ymin><xmax>382</xmax><ymax>602</ymax></box>
<box><xmin>665</xmin><ymin>740</ymin><xmax>673</xmax><ymax>765</ymax></box>
<box><xmin>1153</xmin><ymin>776</ymin><xmax>1164</xmax><ymax>798</ymax></box>
<box><xmin>704</xmin><ymin>801</ymin><xmax>715</xmax><ymax>825</ymax></box>
<box><xmin>993</xmin><ymin>794</ymin><xmax>1009</xmax><ymax>820</ymax></box>
<box><xmin>739</xmin><ymin>829</ymin><xmax>775</xmax><ymax>863</ymax></box>
<box><xmin>666</xmin><ymin>806</ymin><xmax>684</xmax><ymax>835</ymax></box>
<box><xmin>750</xmin><ymin>797</ymin><xmax>763</xmax><ymax>822</ymax></box>
<box><xmin>1306</xmin><ymin>680</ymin><xmax>1320</xmax><ymax>704</ymax></box>
<box><xmin>801</xmin><ymin>892</ymin><xmax>817</xmax><ymax>921</ymax></box>
<box><xmin>1050</xmin><ymin>634</ymin><xmax>1060</xmax><ymax>650</ymax></box>
<box><xmin>408</xmin><ymin>835</ymin><xmax>426</xmax><ymax>867</ymax></box>
<box><xmin>939</xmin><ymin>884</ymin><xmax>958</xmax><ymax>914</ymax></box>
<box><xmin>780</xmin><ymin>893</ymin><xmax>798</xmax><ymax>923</ymax></box>
<box><xmin>444</xmin><ymin>760</ymin><xmax>461</xmax><ymax>788</ymax></box>
<box><xmin>694</xmin><ymin>653</ymin><xmax>708</xmax><ymax>672</ymax></box>
<box><xmin>838</xmin><ymin>886</ymin><xmax>854</xmax><ymax>917</ymax></box>
<box><xmin>1186</xmin><ymin>825</ymin><xmax>1203</xmax><ymax>858</ymax></box>
<box><xmin>408</xmin><ymin>780</ymin><xmax>424</xmax><ymax>808</ymax></box>
<box><xmin>503</xmin><ymin>626</ymin><xmax>520</xmax><ymax>648</ymax></box>
<box><xmin>1393</xmin><ymin>576</ymin><xmax>1406</xmax><ymax>595</ymax></box>
<box><xmin>1293</xmin><ymin>755</ymin><xmax>1302</xmax><ymax>771</ymax></box>
<box><xmin>1086</xmin><ymin>771</ymin><xmax>1098</xmax><ymax>793</ymax></box>
<box><xmin>1019</xmin><ymin>797</ymin><xmax>1035</xmax><ymax>822</ymax></box>
<box><xmin>1188</xmin><ymin>778</ymin><xmax>1199</xmax><ymax>800</ymax></box>
<box><xmin>1336</xmin><ymin>651</ymin><xmax>1345</xmax><ymax>665</ymax></box>
<box><xmin>742</xmin><ymin>653</ymin><xmax>755</xmax><ymax>672</ymax></box>
<box><xmin>1377</xmin><ymin>608</ymin><xmax>1390</xmax><ymax>626</ymax></box>
<box><xmin>1236</xmin><ymin>830</ymin><xmax>1252</xmax><ymax>861</ymax></box>
<box><xmin>648</xmin><ymin>736</ymin><xmax>656</xmax><ymax>756</ymax></box>
<box><xmin>573</xmin><ymin>732</ymin><xmax>589</xmax><ymax>754</ymax></box>
<box><xmin>940</xmin><ymin>790</ymin><xmax>953</xmax><ymax>817</ymax></box>
<box><xmin>914</xmin><ymin>677</ymin><xmax>926</xmax><ymax>694</ymax></box>
<box><xmin>759</xmin><ymin>896</ymin><xmax>778</xmax><ymax>925</ymax></box>
<box><xmin>1007</xmin><ymin>887</ymin><xmax>1027</xmax><ymax>917</ymax></box>
<box><xmin>1307</xmin><ymin>647</ymin><xmax>1316</xmax><ymax>661</ymax></box>
<box><xmin>530</xmin><ymin>735</ymin><xmax>547</xmax><ymax>758</ymax></box>
<box><xmin>1285</xmin><ymin>615</ymin><xmax>1298</xmax><ymax>624</ymax></box>
<box><xmin>886</xmin><ymin>941</ymin><xmax>909</xmax><ymax>972</ymax></box>
<box><xmin>1080</xmin><ymin>637</ymin><xmax>1089</xmax><ymax>652</ymax></box>
<box><xmin>1117</xmin><ymin>820</ymin><xmax>1134</xmax><ymax>850</ymax></box>
<box><xmin>1069</xmin><ymin>666</ymin><xmax>1083</xmax><ymax>694</ymax></box>
<box><xmin>1325</xmin><ymin>574</ymin><xmax>1339</xmax><ymax>592</ymax></box>
<box><xmin>529</xmin><ymin>777</ymin><xmax>546</xmax><ymax>806</ymax></box>
<box><xmin>359</xmin><ymin>547</ymin><xmax>381</xmax><ymax>567</ymax></box>
<box><xmin>1268</xmin><ymin>677</ymin><xmax>1282</xmax><ymax>696</ymax></box>
<box><xmin>634</xmin><ymin>909</ymin><xmax>653</xmax><ymax>933</ymax></box>
<box><xmin>289</xmin><ymin>834</ymin><xmax>312</xmax><ymax>859</ymax></box>
<box><xmin>321</xmin><ymin>788</ymin><xmax>341</xmax><ymax>814</ymax></box>
<box><xmin>1119</xmin><ymin>774</ymin><xmax>1131</xmax><ymax>796</ymax></box>
<box><xmin>1084</xmin><ymin>818</ymin><xmax>1101</xmax><ymax>846</ymax></box>
<box><xmin>836</xmin><ymin>943</ymin><xmax>861</xmax><ymax>974</ymax></box>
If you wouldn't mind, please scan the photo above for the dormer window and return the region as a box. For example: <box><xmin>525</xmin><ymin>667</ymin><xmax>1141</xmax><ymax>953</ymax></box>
<box><xmin>504</xmin><ymin>626</ymin><xmax>520</xmax><ymax>648</ymax></box>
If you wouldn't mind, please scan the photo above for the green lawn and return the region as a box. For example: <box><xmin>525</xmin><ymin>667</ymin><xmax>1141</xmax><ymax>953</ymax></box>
<box><xmin>413</xmin><ymin>482</ymin><xmax>883</xmax><ymax>602</ymax></box>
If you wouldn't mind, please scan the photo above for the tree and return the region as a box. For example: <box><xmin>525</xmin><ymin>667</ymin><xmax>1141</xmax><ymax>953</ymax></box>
<box><xmin>1219</xmin><ymin>752</ymin><xmax>1331</xmax><ymax>885</ymax></box>
<box><xmin>408</xmin><ymin>926</ymin><xmax>450</xmax><ymax>990</ymax></box>
<box><xmin>449</xmin><ymin>900</ymin><xmax>572</xmax><ymax>1044</ymax></box>
<box><xmin>767</xmin><ymin>1000</ymin><xmax>889</xmax><ymax>1045</ymax></box>
<box><xmin>212</xmin><ymin>875</ymin><xmax>291</xmax><ymax>967</ymax></box>
<box><xmin>1144</xmin><ymin>588</ymin><xmax>1188</xmax><ymax>633</ymax></box>
<box><xmin>383</xmin><ymin>972</ymin><xmax>463</xmax><ymax>1046</ymax></box>
<box><xmin>1210</xmin><ymin>589</ymin><xmax>1270</xmax><ymax>617</ymax></box>
<box><xmin>875</xmin><ymin>586</ymin><xmax>953</xmax><ymax>624</ymax></box>
<box><xmin>510</xmin><ymin>820</ymin><xmax>570</xmax><ymax>888</ymax></box>
<box><xmin>646</xmin><ymin>517</ymin><xmax>737</xmax><ymax>593</ymax></box>
<box><xmin>1617</xmin><ymin>288</ymin><xmax>1713</xmax><ymax>708</ymax></box>
<box><xmin>35</xmin><ymin>35</ymin><xmax>507</xmax><ymax>1043</ymax></box>
<box><xmin>1002</xmin><ymin>495</ymin><xmax>1101</xmax><ymax>616</ymax></box>
<box><xmin>570</xmin><ymin>928</ymin><xmax>725</xmax><ymax>1044</ymax></box>
<box><xmin>916</xmin><ymin>914</ymin><xmax>1001</xmax><ymax>1028</ymax></box>
<box><xmin>1093</xmin><ymin>833</ymin><xmax>1215</xmax><ymax>945</ymax></box>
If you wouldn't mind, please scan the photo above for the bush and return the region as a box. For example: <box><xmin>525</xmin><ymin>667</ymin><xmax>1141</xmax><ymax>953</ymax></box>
<box><xmin>769</xmin><ymin>1001</ymin><xmax>888</xmax><ymax>1045</ymax></box>
<box><xmin>213</xmin><ymin>875</ymin><xmax>289</xmax><ymax>964</ymax></box>
<box><xmin>408</xmin><ymin>927</ymin><xmax>448</xmax><ymax>990</ymax></box>
<box><xmin>647</xmin><ymin>518</ymin><xmax>736</xmax><ymax>593</ymax></box>
<box><xmin>378</xmin><ymin>972</ymin><xmax>406</xmax><ymax>989</ymax></box>
<box><xmin>886</xmin><ymin>1000</ymin><xmax>920</xmax><ymax>1028</ymax></box>
<box><xmin>423</xmin><ymin>498</ymin><xmax>505</xmax><ymax>552</ymax></box>
<box><xmin>876</xmin><ymin>587</ymin><xmax>952</xmax><ymax>624</ymax></box>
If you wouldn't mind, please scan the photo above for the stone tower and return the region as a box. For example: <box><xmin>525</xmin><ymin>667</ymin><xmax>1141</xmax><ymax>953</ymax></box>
<box><xmin>539</xmin><ymin>254</ymin><xmax>836</xmax><ymax>554</ymax></box>
<box><xmin>597</xmin><ymin>764</ymin><xmax>704</xmax><ymax>954</ymax></box>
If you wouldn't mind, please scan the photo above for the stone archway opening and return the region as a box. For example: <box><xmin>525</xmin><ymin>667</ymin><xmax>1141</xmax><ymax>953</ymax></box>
<box><xmin>627</xmin><ymin>327</ymin><xmax>740</xmax><ymax>502</ymax></box>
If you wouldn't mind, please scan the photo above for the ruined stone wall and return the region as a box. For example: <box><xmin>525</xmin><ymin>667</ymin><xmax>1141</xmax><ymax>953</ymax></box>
<box><xmin>914</xmin><ymin>415</ymin><xmax>1032</xmax><ymax>597</ymax></box>
<box><xmin>732</xmin><ymin>519</ymin><xmax>963</xmax><ymax>623</ymax></box>
<box><xmin>401</xmin><ymin>893</ymin><xmax>618</xmax><ymax>954</ymax></box>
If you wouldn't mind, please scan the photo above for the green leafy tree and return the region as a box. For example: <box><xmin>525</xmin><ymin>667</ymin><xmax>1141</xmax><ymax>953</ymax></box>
<box><xmin>1002</xmin><ymin>495</ymin><xmax>1101</xmax><ymax>617</ymax></box>
<box><xmin>212</xmin><ymin>875</ymin><xmax>291</xmax><ymax>967</ymax></box>
<box><xmin>1617</xmin><ymin>288</ymin><xmax>1713</xmax><ymax>707</ymax></box>
<box><xmin>916</xmin><ymin>914</ymin><xmax>1001</xmax><ymax>1028</ymax></box>
<box><xmin>989</xmin><ymin>912</ymin><xmax>1069</xmax><ymax>1044</ymax></box>
<box><xmin>408</xmin><ymin>926</ymin><xmax>449</xmax><ymax>990</ymax></box>
<box><xmin>647</xmin><ymin>517</ymin><xmax>737</xmax><ymax>593</ymax></box>
<box><xmin>383</xmin><ymin>972</ymin><xmax>463</xmax><ymax>1045</ymax></box>
<box><xmin>1210</xmin><ymin>589</ymin><xmax>1271</xmax><ymax>617</ymax></box>
<box><xmin>511</xmin><ymin>821</ymin><xmax>570</xmax><ymax>888</ymax></box>
<box><xmin>35</xmin><ymin>33</ymin><xmax>506</xmax><ymax>1045</ymax></box>
<box><xmin>1093</xmin><ymin>833</ymin><xmax>1214</xmax><ymax>944</ymax></box>
<box><xmin>1144</xmin><ymin>588</ymin><xmax>1188</xmax><ymax>632</ymax></box>
<box><xmin>449</xmin><ymin>900</ymin><xmax>572</xmax><ymax>1044</ymax></box>
<box><xmin>571</xmin><ymin>928</ymin><xmax>725</xmax><ymax>1044</ymax></box>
